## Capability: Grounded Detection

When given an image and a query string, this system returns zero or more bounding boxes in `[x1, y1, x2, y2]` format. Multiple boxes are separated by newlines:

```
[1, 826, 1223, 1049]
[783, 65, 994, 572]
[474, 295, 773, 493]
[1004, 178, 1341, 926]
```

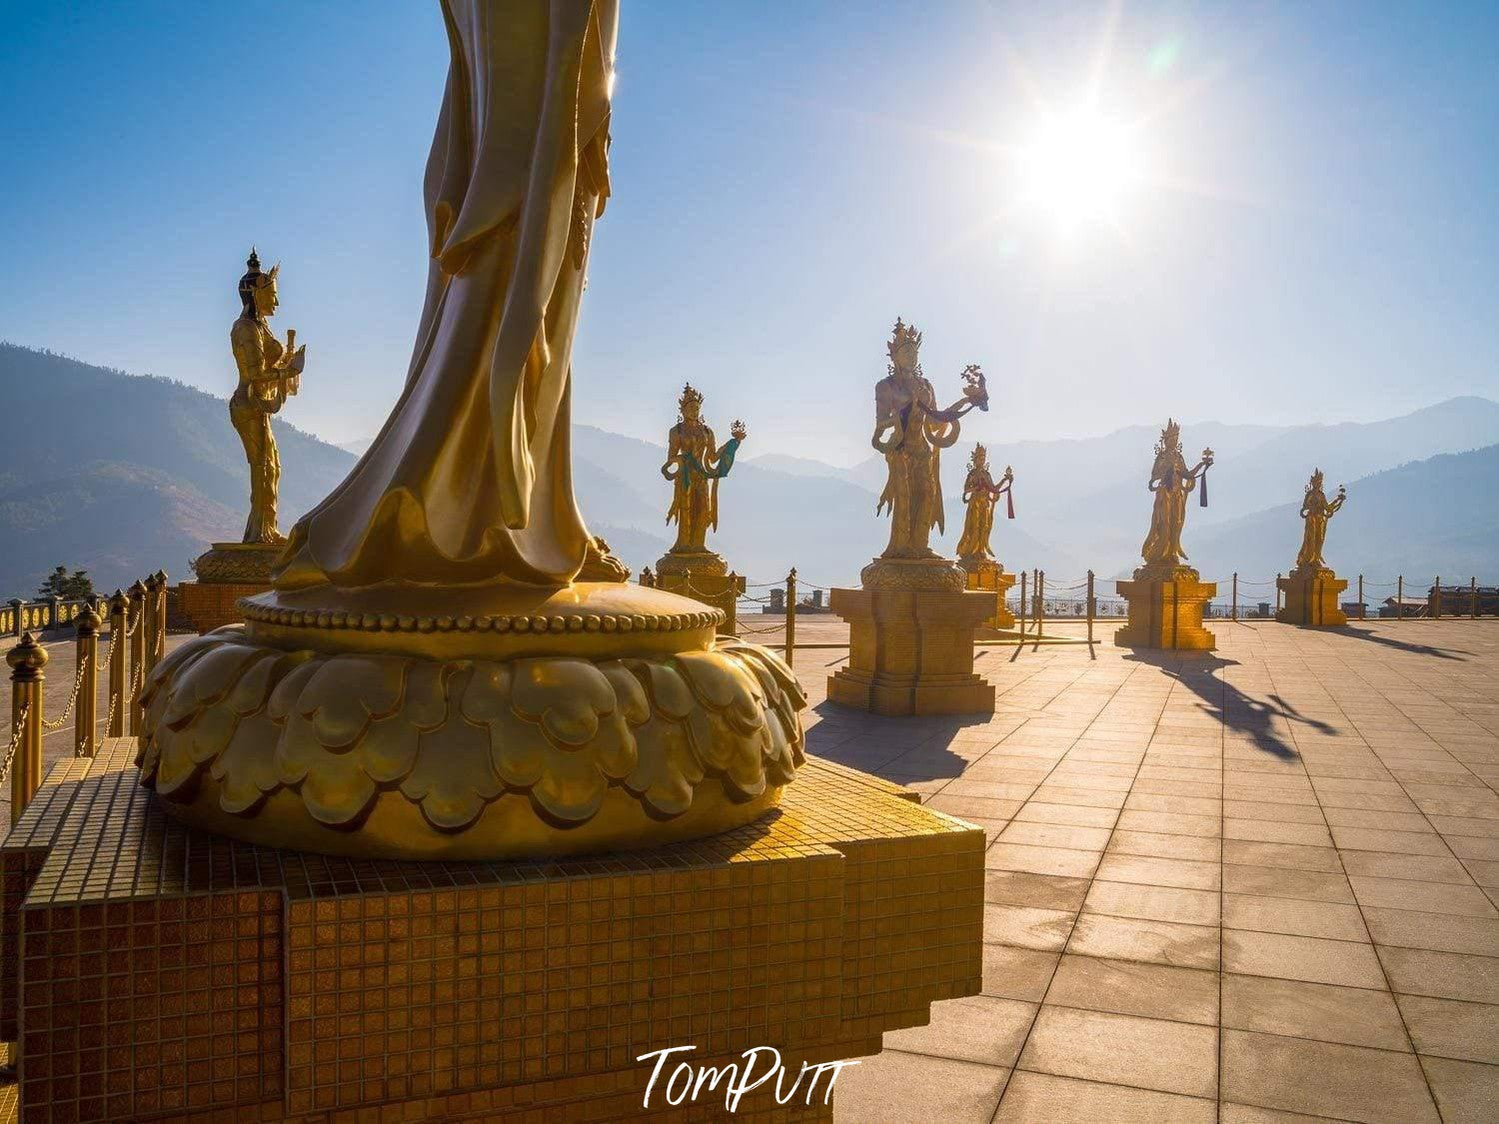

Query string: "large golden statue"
[864, 318, 988, 589]
[1295, 468, 1347, 571]
[232, 250, 305, 544]
[661, 383, 744, 558]
[1138, 418, 1213, 576]
[138, 0, 803, 860]
[955, 445, 1013, 561]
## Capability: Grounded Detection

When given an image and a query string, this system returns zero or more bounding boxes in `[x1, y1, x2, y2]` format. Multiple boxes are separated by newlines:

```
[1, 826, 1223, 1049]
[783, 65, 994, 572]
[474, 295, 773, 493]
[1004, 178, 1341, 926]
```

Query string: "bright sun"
[1021, 108, 1142, 231]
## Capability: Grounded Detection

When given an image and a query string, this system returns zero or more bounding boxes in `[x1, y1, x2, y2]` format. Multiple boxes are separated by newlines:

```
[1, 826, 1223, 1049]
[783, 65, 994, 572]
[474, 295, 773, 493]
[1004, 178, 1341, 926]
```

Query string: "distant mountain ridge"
[3, 341, 1497, 595]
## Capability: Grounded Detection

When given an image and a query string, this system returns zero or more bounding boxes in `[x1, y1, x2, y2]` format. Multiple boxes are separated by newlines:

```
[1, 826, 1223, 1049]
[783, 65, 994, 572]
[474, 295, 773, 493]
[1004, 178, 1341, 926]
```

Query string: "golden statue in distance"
[232, 249, 305, 544]
[864, 318, 989, 589]
[955, 445, 1013, 561]
[660, 383, 745, 560]
[1295, 468, 1347, 571]
[1138, 418, 1213, 577]
[1116, 419, 1217, 649]
[139, 0, 804, 860]
[1279, 468, 1350, 626]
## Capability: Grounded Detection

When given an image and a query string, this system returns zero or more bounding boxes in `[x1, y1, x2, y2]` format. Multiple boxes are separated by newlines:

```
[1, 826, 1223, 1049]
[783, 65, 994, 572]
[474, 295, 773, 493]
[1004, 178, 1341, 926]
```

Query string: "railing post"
[1018, 570, 1028, 637]
[8, 633, 48, 826]
[1037, 569, 1045, 639]
[7, 600, 21, 639]
[1397, 575, 1404, 621]
[1086, 570, 1095, 644]
[1232, 572, 1238, 621]
[1358, 574, 1365, 620]
[153, 570, 169, 666]
[784, 568, 797, 664]
[128, 580, 147, 736]
[1275, 573, 1282, 616]
[108, 589, 127, 737]
[1433, 575, 1441, 619]
[143, 573, 162, 678]
[1471, 576, 1478, 620]
[47, 596, 61, 631]
[74, 606, 100, 758]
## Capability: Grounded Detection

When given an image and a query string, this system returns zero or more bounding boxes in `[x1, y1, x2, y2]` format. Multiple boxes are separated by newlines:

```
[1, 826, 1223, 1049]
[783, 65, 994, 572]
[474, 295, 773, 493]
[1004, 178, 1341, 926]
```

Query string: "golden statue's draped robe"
[875, 373, 953, 558]
[955, 466, 997, 560]
[1140, 450, 1195, 567]
[274, 0, 618, 590]
[230, 317, 287, 544]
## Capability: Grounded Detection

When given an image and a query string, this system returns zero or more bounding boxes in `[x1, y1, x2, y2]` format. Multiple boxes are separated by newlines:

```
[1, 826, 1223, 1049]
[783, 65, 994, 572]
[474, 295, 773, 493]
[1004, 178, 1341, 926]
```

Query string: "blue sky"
[2, 1, 1496, 464]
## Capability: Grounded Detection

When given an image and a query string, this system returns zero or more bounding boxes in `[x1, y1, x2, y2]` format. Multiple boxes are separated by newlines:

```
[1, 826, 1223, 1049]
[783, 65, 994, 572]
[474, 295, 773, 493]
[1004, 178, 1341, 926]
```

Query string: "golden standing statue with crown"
[231, 249, 306, 544]
[865, 317, 989, 589]
[956, 445, 1018, 632]
[1278, 468, 1350, 626]
[1115, 419, 1219, 648]
[649, 383, 749, 630]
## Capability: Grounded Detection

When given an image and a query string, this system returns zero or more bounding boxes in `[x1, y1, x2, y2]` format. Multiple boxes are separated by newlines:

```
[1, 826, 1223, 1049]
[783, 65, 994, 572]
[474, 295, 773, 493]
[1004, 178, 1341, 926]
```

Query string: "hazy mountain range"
[3, 341, 1497, 597]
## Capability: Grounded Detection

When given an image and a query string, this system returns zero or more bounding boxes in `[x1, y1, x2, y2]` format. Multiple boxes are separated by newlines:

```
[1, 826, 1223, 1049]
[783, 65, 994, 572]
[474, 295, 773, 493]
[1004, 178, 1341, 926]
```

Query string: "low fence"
[4, 573, 167, 825]
[731, 567, 1498, 656]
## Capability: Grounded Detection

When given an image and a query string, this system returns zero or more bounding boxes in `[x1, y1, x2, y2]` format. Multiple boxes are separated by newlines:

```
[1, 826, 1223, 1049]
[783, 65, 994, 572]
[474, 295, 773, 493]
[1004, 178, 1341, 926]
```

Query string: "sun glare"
[1021, 108, 1142, 232]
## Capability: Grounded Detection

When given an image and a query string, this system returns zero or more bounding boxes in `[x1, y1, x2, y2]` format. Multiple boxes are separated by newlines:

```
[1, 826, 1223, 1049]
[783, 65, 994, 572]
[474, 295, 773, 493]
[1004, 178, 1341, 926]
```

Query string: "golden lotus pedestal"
[1, 741, 982, 1122]
[1277, 566, 1349, 627]
[827, 560, 997, 716]
[1115, 567, 1218, 650]
[653, 549, 747, 635]
[178, 542, 282, 634]
[959, 557, 1017, 631]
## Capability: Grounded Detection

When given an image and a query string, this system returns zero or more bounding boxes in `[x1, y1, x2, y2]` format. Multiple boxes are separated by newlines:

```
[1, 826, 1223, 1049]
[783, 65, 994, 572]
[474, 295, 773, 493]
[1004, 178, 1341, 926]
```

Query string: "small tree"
[36, 565, 95, 601]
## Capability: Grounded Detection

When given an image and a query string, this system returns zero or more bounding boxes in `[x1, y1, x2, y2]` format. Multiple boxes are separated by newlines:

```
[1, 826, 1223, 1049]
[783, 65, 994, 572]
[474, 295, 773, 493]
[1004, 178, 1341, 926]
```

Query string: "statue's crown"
[239, 246, 279, 297]
[969, 443, 987, 469]
[1156, 418, 1181, 453]
[887, 317, 923, 358]
[678, 383, 704, 410]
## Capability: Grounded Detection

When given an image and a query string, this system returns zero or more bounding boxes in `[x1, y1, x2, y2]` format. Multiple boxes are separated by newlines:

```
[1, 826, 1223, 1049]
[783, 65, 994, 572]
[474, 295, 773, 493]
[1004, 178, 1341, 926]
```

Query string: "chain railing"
[4, 571, 165, 823]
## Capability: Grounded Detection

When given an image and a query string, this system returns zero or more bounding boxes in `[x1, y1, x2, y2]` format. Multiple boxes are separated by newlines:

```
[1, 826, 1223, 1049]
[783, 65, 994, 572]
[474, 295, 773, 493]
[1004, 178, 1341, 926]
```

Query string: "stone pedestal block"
[1115, 570, 1218, 650]
[1277, 567, 1349, 627]
[0, 742, 983, 1123]
[179, 543, 282, 633]
[827, 587, 997, 716]
[960, 558, 1017, 631]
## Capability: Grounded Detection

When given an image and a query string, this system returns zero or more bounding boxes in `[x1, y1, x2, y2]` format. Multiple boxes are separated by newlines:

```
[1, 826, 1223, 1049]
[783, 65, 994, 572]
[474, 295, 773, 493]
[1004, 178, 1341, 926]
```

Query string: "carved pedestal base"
[653, 549, 746, 634]
[179, 542, 283, 633]
[2, 743, 982, 1122]
[828, 585, 996, 716]
[1115, 567, 1218, 650]
[959, 557, 1017, 630]
[138, 582, 804, 861]
[1277, 567, 1349, 627]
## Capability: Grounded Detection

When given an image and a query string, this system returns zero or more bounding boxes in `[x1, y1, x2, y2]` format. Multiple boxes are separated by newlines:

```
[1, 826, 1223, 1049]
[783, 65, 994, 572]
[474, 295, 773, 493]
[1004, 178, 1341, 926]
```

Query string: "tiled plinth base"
[827, 588, 996, 716]
[960, 561, 1017, 631]
[176, 581, 269, 634]
[0, 743, 981, 1122]
[1276, 569, 1349, 627]
[653, 569, 747, 634]
[1115, 574, 1218, 650]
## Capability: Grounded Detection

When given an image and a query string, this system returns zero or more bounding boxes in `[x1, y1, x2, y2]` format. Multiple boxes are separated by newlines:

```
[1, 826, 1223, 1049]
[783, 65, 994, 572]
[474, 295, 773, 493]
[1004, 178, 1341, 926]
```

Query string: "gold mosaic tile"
[0, 739, 982, 1122]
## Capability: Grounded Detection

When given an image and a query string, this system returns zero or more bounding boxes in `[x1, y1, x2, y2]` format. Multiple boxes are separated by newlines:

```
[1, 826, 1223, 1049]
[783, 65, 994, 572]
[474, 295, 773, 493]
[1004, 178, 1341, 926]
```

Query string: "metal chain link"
[1, 701, 28, 788]
[41, 654, 89, 731]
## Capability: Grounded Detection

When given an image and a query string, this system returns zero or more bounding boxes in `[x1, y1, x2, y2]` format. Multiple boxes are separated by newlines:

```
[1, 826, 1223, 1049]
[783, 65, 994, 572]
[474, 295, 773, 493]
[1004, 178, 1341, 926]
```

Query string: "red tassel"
[1199, 467, 1209, 508]
[1006, 487, 1015, 519]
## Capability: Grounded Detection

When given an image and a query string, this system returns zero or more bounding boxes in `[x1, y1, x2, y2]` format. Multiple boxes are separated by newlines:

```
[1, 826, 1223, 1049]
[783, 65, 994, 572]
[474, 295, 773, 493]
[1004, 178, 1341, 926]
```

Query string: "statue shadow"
[1329, 625, 1471, 661]
[804, 700, 992, 782]
[1121, 651, 1333, 761]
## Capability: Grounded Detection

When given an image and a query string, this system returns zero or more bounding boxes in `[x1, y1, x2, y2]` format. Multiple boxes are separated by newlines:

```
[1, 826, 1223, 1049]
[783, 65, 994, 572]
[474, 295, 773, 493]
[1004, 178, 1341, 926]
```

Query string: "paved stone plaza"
[7, 619, 1497, 1121]
[798, 621, 1498, 1123]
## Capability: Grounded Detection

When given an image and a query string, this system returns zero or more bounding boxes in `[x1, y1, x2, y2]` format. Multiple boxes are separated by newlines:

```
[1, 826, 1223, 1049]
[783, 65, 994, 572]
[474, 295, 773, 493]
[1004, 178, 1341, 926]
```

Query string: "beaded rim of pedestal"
[860, 556, 967, 591]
